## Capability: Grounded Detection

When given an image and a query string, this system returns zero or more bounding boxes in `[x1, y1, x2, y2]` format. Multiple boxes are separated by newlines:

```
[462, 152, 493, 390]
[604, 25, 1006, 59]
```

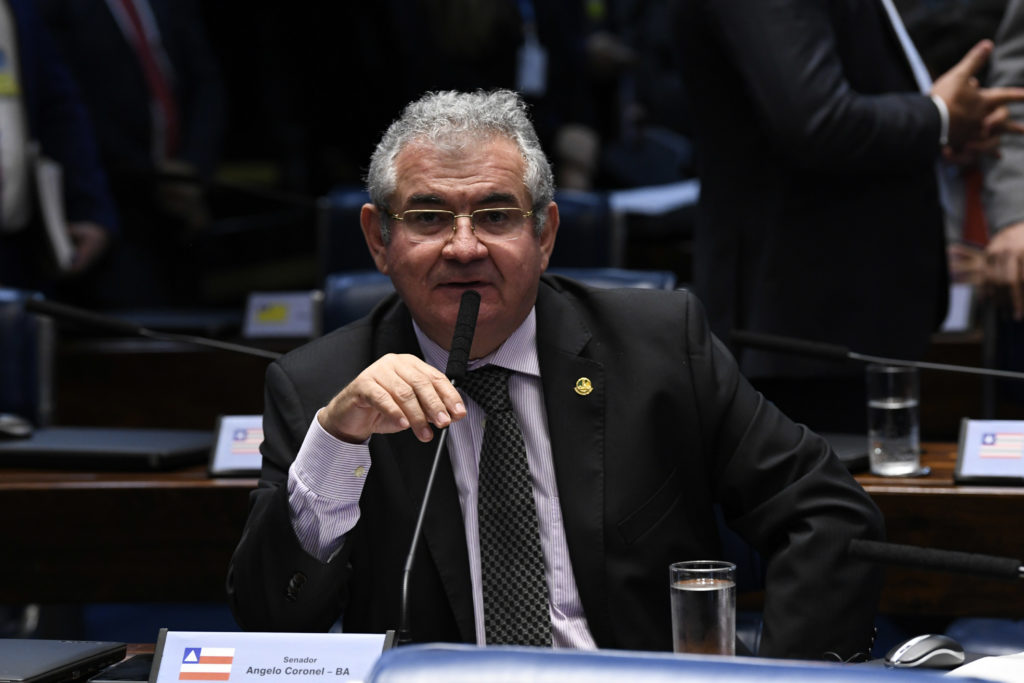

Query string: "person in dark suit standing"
[670, 0, 1024, 433]
[0, 0, 117, 294]
[228, 89, 884, 660]
[37, 0, 225, 307]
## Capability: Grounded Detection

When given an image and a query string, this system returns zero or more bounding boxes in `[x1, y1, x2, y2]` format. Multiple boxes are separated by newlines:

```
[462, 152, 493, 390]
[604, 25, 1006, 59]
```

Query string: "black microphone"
[849, 539, 1024, 580]
[731, 329, 1024, 382]
[24, 296, 282, 360]
[398, 290, 480, 645]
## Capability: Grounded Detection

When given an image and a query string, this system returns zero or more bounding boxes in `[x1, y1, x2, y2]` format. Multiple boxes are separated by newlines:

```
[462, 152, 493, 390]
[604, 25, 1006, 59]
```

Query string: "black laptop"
[0, 427, 213, 471]
[0, 640, 126, 683]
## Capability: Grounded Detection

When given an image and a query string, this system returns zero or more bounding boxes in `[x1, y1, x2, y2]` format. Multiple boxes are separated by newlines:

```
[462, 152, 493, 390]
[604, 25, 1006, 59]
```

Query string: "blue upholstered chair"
[0, 288, 53, 426]
[364, 643, 965, 683]
[321, 268, 677, 334]
[316, 186, 375, 279]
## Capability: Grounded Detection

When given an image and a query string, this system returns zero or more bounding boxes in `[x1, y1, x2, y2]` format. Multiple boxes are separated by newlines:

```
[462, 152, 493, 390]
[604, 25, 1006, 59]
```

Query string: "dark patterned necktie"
[459, 365, 552, 646]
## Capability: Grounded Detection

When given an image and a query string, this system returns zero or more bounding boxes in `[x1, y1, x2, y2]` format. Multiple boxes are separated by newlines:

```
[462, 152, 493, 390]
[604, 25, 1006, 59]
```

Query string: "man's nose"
[444, 216, 486, 258]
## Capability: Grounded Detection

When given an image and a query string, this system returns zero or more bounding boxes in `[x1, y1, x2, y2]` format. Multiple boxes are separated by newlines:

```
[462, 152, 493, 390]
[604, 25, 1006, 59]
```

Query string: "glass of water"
[669, 560, 736, 655]
[866, 364, 922, 476]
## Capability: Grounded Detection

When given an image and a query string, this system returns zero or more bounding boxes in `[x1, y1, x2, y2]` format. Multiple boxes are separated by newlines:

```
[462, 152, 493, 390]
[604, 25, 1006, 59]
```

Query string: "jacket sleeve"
[17, 0, 118, 231]
[704, 0, 940, 171]
[226, 361, 355, 632]
[685, 292, 885, 660]
[983, 0, 1024, 232]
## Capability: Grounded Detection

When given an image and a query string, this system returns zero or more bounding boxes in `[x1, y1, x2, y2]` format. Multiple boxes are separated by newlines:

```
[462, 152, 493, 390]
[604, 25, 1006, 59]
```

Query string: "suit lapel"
[373, 300, 475, 642]
[534, 281, 612, 645]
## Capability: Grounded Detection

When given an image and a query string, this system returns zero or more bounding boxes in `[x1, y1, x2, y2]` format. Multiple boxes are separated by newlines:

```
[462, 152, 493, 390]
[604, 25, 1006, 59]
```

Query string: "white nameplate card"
[955, 419, 1024, 484]
[243, 291, 322, 339]
[149, 629, 395, 683]
[209, 415, 264, 477]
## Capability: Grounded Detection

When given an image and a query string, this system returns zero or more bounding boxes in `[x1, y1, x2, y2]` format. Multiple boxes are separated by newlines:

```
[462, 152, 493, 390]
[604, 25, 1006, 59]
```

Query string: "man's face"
[361, 136, 558, 357]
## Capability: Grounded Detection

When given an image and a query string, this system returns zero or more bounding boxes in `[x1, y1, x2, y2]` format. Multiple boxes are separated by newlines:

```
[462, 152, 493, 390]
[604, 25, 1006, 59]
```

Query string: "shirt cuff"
[930, 94, 950, 147]
[286, 409, 372, 562]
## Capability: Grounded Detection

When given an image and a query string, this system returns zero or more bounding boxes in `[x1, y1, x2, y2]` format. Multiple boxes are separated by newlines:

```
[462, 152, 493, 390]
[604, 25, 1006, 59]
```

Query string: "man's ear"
[360, 204, 389, 274]
[538, 201, 559, 272]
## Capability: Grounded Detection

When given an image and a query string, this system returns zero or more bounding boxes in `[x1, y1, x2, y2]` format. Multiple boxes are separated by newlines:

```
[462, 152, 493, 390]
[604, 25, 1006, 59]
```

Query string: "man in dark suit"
[0, 0, 117, 293]
[37, 0, 224, 307]
[671, 0, 1024, 432]
[227, 89, 884, 660]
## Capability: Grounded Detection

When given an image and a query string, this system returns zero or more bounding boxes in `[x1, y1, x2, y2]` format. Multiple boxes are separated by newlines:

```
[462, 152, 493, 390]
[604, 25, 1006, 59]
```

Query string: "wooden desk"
[4, 443, 1023, 620]
[0, 466, 257, 603]
[857, 443, 1024, 618]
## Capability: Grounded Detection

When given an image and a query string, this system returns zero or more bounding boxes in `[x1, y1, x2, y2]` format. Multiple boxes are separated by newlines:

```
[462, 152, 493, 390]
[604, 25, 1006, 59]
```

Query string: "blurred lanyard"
[516, 0, 547, 96]
[105, 0, 179, 160]
[878, 0, 932, 93]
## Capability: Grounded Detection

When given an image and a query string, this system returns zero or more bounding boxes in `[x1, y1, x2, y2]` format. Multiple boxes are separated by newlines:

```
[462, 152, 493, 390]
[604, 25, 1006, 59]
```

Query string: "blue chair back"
[549, 190, 615, 268]
[317, 186, 374, 279]
[0, 289, 53, 426]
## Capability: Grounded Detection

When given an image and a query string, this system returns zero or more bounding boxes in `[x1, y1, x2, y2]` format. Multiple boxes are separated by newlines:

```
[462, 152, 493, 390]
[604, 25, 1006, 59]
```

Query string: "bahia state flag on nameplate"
[230, 427, 263, 456]
[978, 432, 1024, 459]
[179, 647, 235, 681]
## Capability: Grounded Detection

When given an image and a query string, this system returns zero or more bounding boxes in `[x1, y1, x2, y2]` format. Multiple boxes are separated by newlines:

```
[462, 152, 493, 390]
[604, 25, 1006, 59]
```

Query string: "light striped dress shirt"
[287, 308, 596, 648]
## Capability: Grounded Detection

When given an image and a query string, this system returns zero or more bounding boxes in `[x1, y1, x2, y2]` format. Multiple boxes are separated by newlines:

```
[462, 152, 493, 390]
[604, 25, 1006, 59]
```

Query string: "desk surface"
[0, 465, 257, 603]
[3, 444, 1023, 617]
[856, 443, 1024, 617]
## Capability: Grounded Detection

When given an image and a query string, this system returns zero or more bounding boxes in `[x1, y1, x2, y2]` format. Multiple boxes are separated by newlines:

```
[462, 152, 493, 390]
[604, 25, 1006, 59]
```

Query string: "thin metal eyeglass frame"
[388, 208, 534, 243]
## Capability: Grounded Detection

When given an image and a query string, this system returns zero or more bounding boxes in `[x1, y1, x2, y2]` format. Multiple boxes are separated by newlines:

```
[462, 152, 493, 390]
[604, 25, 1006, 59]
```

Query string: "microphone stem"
[398, 424, 450, 644]
[849, 351, 1024, 382]
[140, 329, 282, 360]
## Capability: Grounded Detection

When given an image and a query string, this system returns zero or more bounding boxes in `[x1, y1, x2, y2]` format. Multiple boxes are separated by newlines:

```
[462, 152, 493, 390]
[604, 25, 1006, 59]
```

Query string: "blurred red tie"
[963, 165, 989, 247]
[114, 0, 179, 158]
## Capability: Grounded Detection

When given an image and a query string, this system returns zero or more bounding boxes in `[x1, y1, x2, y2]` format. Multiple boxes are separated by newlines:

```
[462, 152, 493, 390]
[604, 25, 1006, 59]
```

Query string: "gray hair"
[365, 89, 555, 242]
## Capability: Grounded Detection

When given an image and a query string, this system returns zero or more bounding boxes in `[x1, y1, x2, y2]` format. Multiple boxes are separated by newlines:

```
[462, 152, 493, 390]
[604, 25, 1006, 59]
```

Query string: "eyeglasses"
[388, 208, 533, 244]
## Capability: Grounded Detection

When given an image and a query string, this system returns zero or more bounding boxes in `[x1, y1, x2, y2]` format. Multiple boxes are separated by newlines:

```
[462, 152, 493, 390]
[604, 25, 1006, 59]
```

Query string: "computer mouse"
[0, 413, 33, 439]
[885, 633, 965, 669]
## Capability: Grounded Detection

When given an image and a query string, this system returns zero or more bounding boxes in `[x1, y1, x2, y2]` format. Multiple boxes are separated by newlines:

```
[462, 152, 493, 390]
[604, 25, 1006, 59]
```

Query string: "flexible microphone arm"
[397, 290, 480, 645]
[730, 329, 1024, 382]
[849, 539, 1024, 580]
[23, 297, 282, 361]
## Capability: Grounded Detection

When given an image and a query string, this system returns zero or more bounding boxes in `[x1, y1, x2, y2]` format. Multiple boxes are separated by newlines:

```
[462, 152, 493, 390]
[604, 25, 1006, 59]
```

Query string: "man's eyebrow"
[404, 192, 523, 207]
[405, 194, 446, 206]
[478, 192, 520, 205]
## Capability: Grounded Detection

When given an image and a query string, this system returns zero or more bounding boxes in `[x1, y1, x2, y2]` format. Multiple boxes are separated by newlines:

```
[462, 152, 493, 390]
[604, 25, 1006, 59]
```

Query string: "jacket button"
[286, 572, 307, 601]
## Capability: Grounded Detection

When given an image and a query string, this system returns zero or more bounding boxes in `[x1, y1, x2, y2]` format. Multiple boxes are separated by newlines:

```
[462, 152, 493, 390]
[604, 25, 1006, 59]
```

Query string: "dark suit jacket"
[37, 0, 225, 179]
[9, 0, 115, 230]
[0, 0, 116, 288]
[672, 0, 949, 378]
[227, 276, 884, 660]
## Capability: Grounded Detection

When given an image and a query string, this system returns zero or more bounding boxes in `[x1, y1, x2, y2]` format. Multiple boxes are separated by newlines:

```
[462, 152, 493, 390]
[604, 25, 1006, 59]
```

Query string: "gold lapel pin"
[574, 377, 593, 396]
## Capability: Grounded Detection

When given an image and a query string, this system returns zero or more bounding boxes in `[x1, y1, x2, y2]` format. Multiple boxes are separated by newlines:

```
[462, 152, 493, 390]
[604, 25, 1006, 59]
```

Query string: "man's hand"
[319, 354, 467, 444]
[932, 40, 1024, 154]
[985, 222, 1024, 320]
[948, 241, 987, 287]
[158, 159, 210, 232]
[66, 222, 110, 274]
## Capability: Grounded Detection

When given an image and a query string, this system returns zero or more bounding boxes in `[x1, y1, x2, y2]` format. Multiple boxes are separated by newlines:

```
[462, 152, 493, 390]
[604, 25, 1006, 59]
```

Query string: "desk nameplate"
[150, 630, 394, 683]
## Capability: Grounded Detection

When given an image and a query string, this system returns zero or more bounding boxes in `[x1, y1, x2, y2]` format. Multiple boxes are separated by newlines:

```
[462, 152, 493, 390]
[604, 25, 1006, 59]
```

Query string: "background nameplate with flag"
[956, 419, 1024, 484]
[209, 415, 264, 477]
[149, 629, 394, 683]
